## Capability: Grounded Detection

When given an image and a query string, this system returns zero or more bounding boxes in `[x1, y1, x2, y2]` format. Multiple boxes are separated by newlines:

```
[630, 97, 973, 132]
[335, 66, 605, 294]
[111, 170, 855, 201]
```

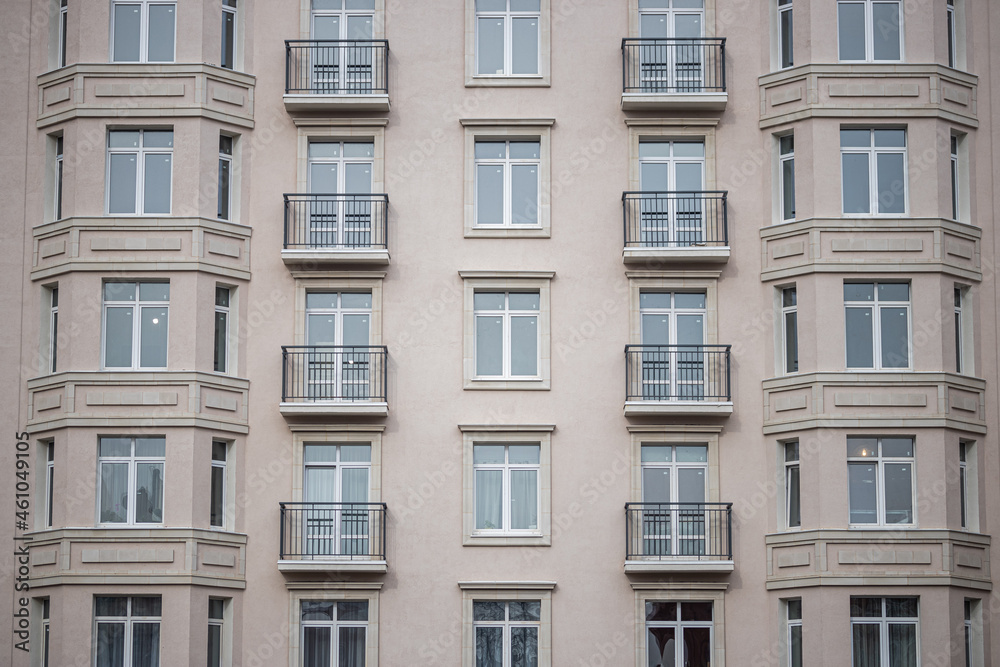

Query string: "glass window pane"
[638, 142, 672, 159]
[345, 0, 375, 8]
[474, 601, 506, 621]
[301, 601, 335, 621]
[886, 598, 918, 618]
[338, 627, 366, 667]
[343, 142, 375, 159]
[672, 142, 705, 158]
[787, 599, 802, 620]
[96, 622, 126, 667]
[849, 463, 878, 523]
[147, 5, 176, 62]
[838, 3, 866, 60]
[645, 601, 677, 621]
[475, 470, 503, 529]
[112, 4, 141, 62]
[787, 465, 801, 527]
[782, 157, 796, 219]
[511, 164, 538, 224]
[477, 18, 505, 75]
[510, 0, 540, 10]
[509, 601, 541, 621]
[779, 135, 794, 155]
[218, 159, 231, 220]
[683, 626, 712, 667]
[476, 626, 503, 667]
[844, 283, 875, 302]
[876, 153, 906, 214]
[639, 292, 671, 310]
[308, 142, 340, 160]
[302, 627, 332, 667]
[476, 0, 507, 10]
[134, 463, 163, 523]
[139, 307, 168, 367]
[881, 437, 913, 458]
[100, 437, 132, 458]
[872, 3, 901, 61]
[338, 601, 369, 621]
[511, 17, 539, 75]
[841, 129, 872, 148]
[475, 142, 506, 160]
[508, 292, 539, 310]
[509, 444, 540, 464]
[109, 131, 141, 149]
[851, 597, 883, 618]
[784, 442, 799, 462]
[845, 307, 875, 368]
[509, 142, 540, 159]
[108, 154, 138, 214]
[475, 316, 503, 376]
[131, 622, 159, 665]
[647, 628, 675, 667]
[340, 445, 371, 462]
[510, 316, 537, 376]
[780, 9, 794, 68]
[306, 292, 338, 310]
[210, 467, 225, 528]
[852, 623, 881, 667]
[100, 463, 129, 523]
[104, 307, 134, 367]
[878, 283, 909, 301]
[477, 165, 504, 224]
[888, 623, 918, 667]
[874, 130, 905, 148]
[221, 10, 236, 70]
[681, 602, 713, 621]
[884, 463, 913, 523]
[641, 445, 672, 462]
[880, 307, 909, 368]
[510, 469, 538, 529]
[340, 292, 372, 309]
[674, 293, 706, 309]
[143, 131, 173, 148]
[139, 283, 170, 301]
[675, 446, 707, 462]
[785, 310, 798, 372]
[135, 437, 165, 457]
[474, 292, 505, 310]
[96, 597, 129, 616]
[510, 626, 538, 667]
[208, 624, 222, 667]
[790, 624, 803, 667]
[842, 153, 871, 214]
[215, 287, 230, 308]
[847, 437, 878, 458]
[143, 154, 172, 214]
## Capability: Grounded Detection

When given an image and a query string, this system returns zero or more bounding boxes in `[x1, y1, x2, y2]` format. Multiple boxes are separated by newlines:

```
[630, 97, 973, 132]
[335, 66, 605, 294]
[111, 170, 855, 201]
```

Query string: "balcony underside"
[279, 401, 388, 418]
[281, 249, 390, 266]
[624, 401, 733, 417]
[625, 559, 734, 574]
[621, 92, 727, 111]
[623, 246, 730, 264]
[283, 94, 390, 112]
[277, 559, 387, 574]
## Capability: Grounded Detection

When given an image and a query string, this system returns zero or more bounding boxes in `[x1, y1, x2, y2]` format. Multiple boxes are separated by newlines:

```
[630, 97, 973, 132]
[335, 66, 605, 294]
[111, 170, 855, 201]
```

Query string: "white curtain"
[476, 470, 503, 530]
[510, 470, 537, 530]
[100, 463, 128, 523]
[341, 467, 370, 555]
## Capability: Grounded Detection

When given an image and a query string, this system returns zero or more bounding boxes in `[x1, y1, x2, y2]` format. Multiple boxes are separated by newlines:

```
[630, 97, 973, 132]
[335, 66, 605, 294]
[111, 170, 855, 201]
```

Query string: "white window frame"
[959, 440, 968, 530]
[473, 290, 541, 381]
[474, 140, 541, 228]
[778, 0, 793, 69]
[954, 285, 964, 374]
[781, 286, 797, 374]
[950, 134, 960, 221]
[474, 0, 540, 78]
[58, 0, 68, 68]
[207, 597, 230, 667]
[101, 281, 170, 370]
[221, 0, 237, 70]
[840, 128, 908, 217]
[299, 599, 369, 666]
[837, 0, 903, 63]
[461, 584, 553, 667]
[214, 286, 231, 374]
[54, 136, 64, 221]
[49, 286, 59, 373]
[783, 441, 800, 529]
[210, 440, 228, 529]
[105, 129, 174, 216]
[110, 0, 177, 63]
[41, 597, 51, 667]
[849, 597, 919, 666]
[785, 598, 802, 667]
[779, 134, 795, 222]
[93, 596, 162, 667]
[472, 443, 541, 535]
[947, 0, 956, 68]
[218, 136, 233, 221]
[472, 600, 542, 667]
[644, 600, 714, 667]
[844, 282, 911, 371]
[965, 598, 983, 667]
[45, 441, 55, 529]
[97, 436, 166, 526]
[847, 436, 915, 527]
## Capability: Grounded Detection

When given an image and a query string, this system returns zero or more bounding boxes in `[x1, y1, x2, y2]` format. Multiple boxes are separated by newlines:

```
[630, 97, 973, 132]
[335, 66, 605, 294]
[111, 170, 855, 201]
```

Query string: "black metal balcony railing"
[622, 38, 726, 94]
[283, 193, 389, 250]
[281, 346, 388, 403]
[285, 40, 389, 95]
[280, 502, 387, 561]
[625, 345, 732, 402]
[626, 502, 733, 561]
[623, 191, 728, 248]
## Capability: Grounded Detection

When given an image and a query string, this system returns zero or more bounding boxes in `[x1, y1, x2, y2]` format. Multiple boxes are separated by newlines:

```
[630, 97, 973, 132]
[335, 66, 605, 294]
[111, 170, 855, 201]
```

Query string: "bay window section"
[218, 136, 233, 221]
[847, 436, 914, 526]
[841, 129, 906, 216]
[210, 440, 227, 529]
[106, 129, 174, 216]
[779, 135, 795, 221]
[102, 281, 169, 370]
[45, 441, 55, 528]
[98, 436, 165, 525]
[838, 0, 902, 62]
[844, 282, 910, 370]
[781, 287, 797, 373]
[214, 287, 230, 373]
[784, 441, 800, 529]
[111, 1, 176, 63]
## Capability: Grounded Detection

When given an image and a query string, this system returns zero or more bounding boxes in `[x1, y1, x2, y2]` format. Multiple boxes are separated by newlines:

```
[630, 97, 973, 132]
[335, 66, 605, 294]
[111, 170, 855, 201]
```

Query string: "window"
[300, 444, 372, 557]
[786, 599, 802, 667]
[844, 282, 910, 370]
[106, 129, 173, 216]
[54, 136, 64, 220]
[218, 136, 233, 221]
[778, 0, 793, 68]
[210, 440, 227, 529]
[221, 0, 236, 70]
[841, 129, 906, 216]
[304, 291, 372, 399]
[308, 0, 376, 93]
[306, 141, 375, 247]
[94, 596, 161, 667]
[473, 444, 539, 534]
[959, 440, 968, 529]
[41, 597, 51, 667]
[473, 600, 540, 666]
[475, 141, 539, 228]
[954, 286, 966, 373]
[636, 0, 706, 91]
[784, 441, 800, 529]
[847, 436, 914, 526]
[781, 287, 797, 373]
[638, 141, 707, 246]
[102, 281, 169, 369]
[645, 601, 713, 667]
[850, 597, 918, 667]
[98, 436, 165, 525]
[48, 286, 59, 373]
[947, 0, 956, 68]
[58, 0, 68, 67]
[474, 291, 539, 380]
[475, 0, 539, 77]
[964, 599, 983, 667]
[779, 135, 795, 221]
[950, 135, 960, 220]
[637, 444, 708, 556]
[300, 600, 368, 667]
[214, 287, 230, 373]
[45, 442, 54, 528]
[111, 1, 175, 63]
[838, 0, 902, 62]
[208, 598, 226, 667]
[638, 291, 706, 399]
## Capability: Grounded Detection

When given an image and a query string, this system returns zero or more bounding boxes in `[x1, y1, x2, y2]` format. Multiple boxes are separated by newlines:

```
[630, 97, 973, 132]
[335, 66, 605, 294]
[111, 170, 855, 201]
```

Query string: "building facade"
[0, 0, 997, 665]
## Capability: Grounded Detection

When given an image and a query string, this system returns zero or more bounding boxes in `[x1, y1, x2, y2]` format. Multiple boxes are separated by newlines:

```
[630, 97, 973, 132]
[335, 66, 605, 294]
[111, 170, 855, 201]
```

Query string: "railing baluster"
[624, 502, 732, 562]
[622, 191, 728, 249]
[280, 346, 388, 403]
[284, 40, 389, 95]
[279, 502, 388, 561]
[625, 344, 731, 402]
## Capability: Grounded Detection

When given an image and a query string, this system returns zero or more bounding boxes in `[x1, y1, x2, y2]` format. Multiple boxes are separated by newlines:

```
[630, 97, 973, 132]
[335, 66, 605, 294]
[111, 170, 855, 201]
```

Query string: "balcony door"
[640, 291, 705, 400]
[641, 445, 707, 557]
[307, 142, 374, 248]
[639, 141, 705, 246]
[638, 0, 705, 91]
[310, 0, 375, 92]
[303, 444, 371, 557]
[305, 292, 372, 400]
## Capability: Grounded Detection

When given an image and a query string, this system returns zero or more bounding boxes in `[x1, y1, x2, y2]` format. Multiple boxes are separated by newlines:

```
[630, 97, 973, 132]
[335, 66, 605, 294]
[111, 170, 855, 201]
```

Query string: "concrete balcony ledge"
[277, 559, 387, 574]
[624, 560, 734, 574]
[623, 246, 730, 264]
[624, 401, 733, 417]
[283, 94, 390, 113]
[621, 92, 727, 111]
[281, 248, 390, 266]
[279, 401, 388, 418]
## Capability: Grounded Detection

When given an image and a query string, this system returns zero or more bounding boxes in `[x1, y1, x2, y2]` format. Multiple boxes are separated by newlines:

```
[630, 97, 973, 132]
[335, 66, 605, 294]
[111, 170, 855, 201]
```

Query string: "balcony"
[284, 40, 389, 112]
[624, 345, 733, 416]
[621, 38, 727, 111]
[278, 502, 387, 573]
[279, 346, 388, 417]
[622, 191, 729, 263]
[625, 502, 734, 573]
[282, 194, 389, 266]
